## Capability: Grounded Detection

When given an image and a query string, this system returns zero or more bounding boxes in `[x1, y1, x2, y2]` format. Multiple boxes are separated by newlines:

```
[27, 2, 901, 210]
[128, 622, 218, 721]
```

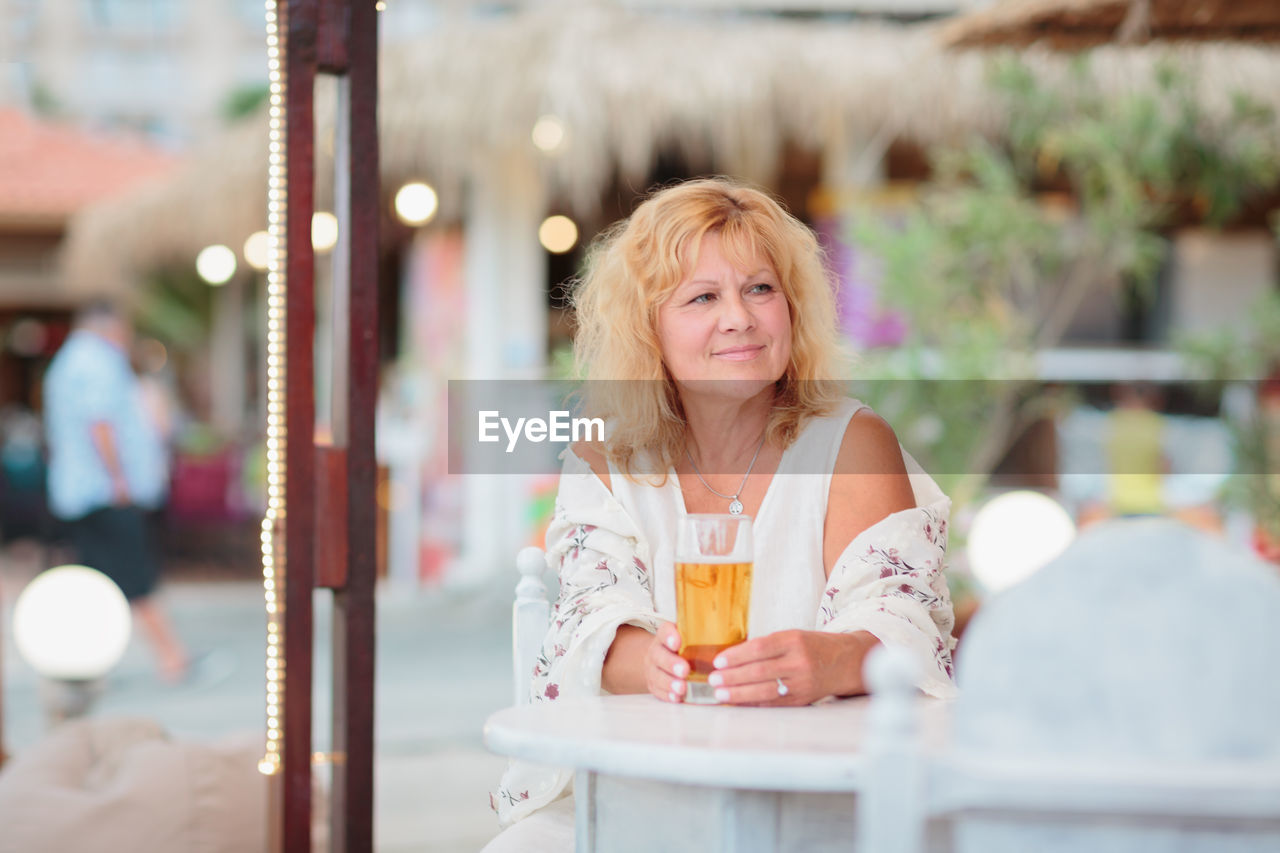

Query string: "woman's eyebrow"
[685, 269, 773, 287]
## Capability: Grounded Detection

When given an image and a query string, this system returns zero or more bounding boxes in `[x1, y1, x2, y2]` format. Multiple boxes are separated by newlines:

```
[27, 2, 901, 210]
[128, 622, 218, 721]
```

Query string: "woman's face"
[656, 231, 792, 399]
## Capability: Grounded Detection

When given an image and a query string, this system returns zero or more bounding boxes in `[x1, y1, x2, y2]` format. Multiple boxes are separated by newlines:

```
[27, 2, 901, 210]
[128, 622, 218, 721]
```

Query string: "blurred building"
[0, 108, 175, 409]
[1, 0, 267, 145]
[0, 0, 468, 146]
[0, 108, 174, 552]
[48, 2, 1280, 584]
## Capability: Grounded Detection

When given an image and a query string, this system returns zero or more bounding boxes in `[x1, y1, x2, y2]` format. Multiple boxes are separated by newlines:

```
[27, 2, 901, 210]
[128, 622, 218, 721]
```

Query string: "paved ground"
[0, 544, 511, 852]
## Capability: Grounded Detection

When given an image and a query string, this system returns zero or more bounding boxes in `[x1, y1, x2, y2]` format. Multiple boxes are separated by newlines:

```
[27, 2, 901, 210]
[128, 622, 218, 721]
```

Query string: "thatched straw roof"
[940, 0, 1280, 49]
[61, 5, 1280, 293]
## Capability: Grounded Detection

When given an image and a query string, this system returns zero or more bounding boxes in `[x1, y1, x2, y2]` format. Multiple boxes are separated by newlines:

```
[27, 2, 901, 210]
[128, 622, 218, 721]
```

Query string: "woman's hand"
[707, 629, 879, 706]
[603, 622, 691, 702]
[646, 622, 691, 703]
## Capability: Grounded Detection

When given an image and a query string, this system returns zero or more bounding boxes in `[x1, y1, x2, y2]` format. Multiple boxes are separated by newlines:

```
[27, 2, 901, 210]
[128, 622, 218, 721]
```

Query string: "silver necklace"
[685, 432, 767, 516]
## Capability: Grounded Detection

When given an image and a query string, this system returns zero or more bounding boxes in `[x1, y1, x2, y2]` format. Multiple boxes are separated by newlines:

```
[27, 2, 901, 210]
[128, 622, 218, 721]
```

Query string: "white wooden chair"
[512, 546, 551, 706]
[857, 519, 1280, 853]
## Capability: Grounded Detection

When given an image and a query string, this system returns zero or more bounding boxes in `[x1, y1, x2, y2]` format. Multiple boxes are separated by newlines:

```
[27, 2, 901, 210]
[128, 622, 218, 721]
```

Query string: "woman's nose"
[717, 293, 754, 332]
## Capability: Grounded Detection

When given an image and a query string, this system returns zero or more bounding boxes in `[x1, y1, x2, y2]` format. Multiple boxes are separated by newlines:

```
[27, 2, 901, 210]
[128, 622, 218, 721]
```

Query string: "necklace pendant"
[728, 498, 744, 515]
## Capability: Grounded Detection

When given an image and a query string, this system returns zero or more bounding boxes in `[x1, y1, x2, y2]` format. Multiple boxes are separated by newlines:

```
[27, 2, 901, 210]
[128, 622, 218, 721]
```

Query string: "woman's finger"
[656, 621, 682, 652]
[647, 662, 683, 702]
[649, 649, 690, 680]
[710, 631, 793, 670]
[713, 677, 807, 707]
[707, 658, 783, 689]
[648, 624, 688, 701]
[653, 623, 691, 677]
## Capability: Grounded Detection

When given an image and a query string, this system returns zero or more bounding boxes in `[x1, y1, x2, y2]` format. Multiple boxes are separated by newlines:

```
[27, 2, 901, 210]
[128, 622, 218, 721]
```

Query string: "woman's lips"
[712, 345, 765, 361]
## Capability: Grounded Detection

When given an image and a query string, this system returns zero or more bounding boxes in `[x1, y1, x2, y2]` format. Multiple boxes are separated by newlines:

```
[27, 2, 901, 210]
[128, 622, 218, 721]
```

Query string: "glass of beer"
[675, 514, 753, 704]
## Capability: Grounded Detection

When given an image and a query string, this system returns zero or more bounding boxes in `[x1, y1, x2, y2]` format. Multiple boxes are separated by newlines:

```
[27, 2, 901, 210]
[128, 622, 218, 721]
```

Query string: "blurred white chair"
[512, 546, 551, 706]
[858, 519, 1280, 853]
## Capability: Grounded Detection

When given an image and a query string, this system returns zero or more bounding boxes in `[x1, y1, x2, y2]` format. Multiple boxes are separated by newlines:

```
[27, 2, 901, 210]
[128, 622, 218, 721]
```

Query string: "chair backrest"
[512, 546, 551, 706]
[857, 519, 1280, 853]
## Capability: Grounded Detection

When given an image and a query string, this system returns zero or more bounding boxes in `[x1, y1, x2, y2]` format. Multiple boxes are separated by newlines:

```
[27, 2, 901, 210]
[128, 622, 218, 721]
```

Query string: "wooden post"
[277, 1, 378, 851]
[322, 1, 379, 851]
[281, 1, 318, 850]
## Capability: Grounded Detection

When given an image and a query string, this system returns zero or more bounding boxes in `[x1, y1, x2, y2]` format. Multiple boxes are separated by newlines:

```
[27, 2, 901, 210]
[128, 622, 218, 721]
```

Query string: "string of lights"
[258, 0, 286, 777]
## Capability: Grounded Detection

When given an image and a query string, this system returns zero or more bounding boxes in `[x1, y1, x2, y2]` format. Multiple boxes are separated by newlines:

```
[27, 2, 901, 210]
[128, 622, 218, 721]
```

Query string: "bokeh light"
[538, 215, 578, 254]
[312, 211, 339, 253]
[394, 182, 439, 226]
[244, 230, 271, 271]
[196, 244, 237, 285]
[531, 115, 566, 153]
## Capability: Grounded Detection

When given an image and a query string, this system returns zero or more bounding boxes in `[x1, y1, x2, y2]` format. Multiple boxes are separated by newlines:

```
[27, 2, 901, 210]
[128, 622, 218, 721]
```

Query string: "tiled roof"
[0, 108, 179, 228]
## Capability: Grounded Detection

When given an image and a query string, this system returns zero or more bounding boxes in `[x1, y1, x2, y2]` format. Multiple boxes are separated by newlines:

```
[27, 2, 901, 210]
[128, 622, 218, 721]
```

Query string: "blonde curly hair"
[571, 177, 849, 479]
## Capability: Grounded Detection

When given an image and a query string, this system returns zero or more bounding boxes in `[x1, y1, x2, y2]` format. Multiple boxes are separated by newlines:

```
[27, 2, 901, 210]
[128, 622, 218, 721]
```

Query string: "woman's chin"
[678, 376, 778, 402]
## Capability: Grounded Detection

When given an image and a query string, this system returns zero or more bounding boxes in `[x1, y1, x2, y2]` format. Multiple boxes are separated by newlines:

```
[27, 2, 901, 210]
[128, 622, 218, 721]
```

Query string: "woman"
[486, 178, 955, 848]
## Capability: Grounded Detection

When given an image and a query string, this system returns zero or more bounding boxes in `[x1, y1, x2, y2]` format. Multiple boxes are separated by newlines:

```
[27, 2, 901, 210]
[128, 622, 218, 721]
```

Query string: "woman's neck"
[680, 387, 774, 472]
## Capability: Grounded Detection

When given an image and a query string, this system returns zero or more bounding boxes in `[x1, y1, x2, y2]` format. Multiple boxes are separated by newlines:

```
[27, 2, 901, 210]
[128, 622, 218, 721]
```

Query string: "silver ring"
[776, 677, 789, 697]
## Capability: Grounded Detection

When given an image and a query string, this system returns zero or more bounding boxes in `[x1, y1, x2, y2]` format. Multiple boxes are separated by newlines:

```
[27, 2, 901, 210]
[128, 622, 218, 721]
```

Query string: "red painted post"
[282, 0, 317, 850]
[277, 1, 377, 850]
[330, 1, 379, 850]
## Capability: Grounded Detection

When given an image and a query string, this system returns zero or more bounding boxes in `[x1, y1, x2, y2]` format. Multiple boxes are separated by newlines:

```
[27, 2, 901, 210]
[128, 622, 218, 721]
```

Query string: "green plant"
[134, 266, 214, 352]
[852, 54, 1280, 511]
[1179, 291, 1280, 540]
[221, 83, 271, 122]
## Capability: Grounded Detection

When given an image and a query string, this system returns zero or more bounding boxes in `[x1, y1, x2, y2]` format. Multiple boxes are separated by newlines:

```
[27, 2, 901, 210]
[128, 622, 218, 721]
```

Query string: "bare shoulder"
[833, 408, 910, 478]
[570, 439, 612, 493]
[823, 408, 916, 574]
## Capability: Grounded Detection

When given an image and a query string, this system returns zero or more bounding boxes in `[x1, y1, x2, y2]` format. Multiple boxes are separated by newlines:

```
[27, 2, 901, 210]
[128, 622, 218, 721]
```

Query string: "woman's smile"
[712, 344, 766, 361]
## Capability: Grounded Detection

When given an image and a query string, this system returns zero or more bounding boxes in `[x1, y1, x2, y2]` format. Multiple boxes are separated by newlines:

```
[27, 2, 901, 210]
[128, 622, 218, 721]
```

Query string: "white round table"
[484, 694, 952, 852]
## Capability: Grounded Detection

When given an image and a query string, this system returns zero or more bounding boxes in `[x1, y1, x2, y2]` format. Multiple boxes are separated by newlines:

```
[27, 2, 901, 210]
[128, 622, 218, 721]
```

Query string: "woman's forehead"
[680, 228, 776, 277]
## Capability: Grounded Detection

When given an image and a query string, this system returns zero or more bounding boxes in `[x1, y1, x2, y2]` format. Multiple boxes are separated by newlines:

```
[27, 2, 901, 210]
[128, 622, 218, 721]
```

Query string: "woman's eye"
[749, 283, 775, 295]
[690, 292, 715, 305]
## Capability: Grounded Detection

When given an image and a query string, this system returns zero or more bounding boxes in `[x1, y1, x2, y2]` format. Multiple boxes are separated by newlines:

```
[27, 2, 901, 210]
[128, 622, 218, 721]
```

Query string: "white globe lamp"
[967, 491, 1075, 594]
[14, 565, 132, 680]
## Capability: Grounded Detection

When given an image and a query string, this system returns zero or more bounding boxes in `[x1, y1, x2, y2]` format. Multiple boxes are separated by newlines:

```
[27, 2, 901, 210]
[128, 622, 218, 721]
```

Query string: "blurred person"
[0, 405, 50, 544]
[132, 336, 185, 520]
[1077, 381, 1169, 528]
[43, 300, 190, 682]
[133, 336, 181, 453]
[1106, 381, 1168, 517]
[486, 179, 956, 849]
